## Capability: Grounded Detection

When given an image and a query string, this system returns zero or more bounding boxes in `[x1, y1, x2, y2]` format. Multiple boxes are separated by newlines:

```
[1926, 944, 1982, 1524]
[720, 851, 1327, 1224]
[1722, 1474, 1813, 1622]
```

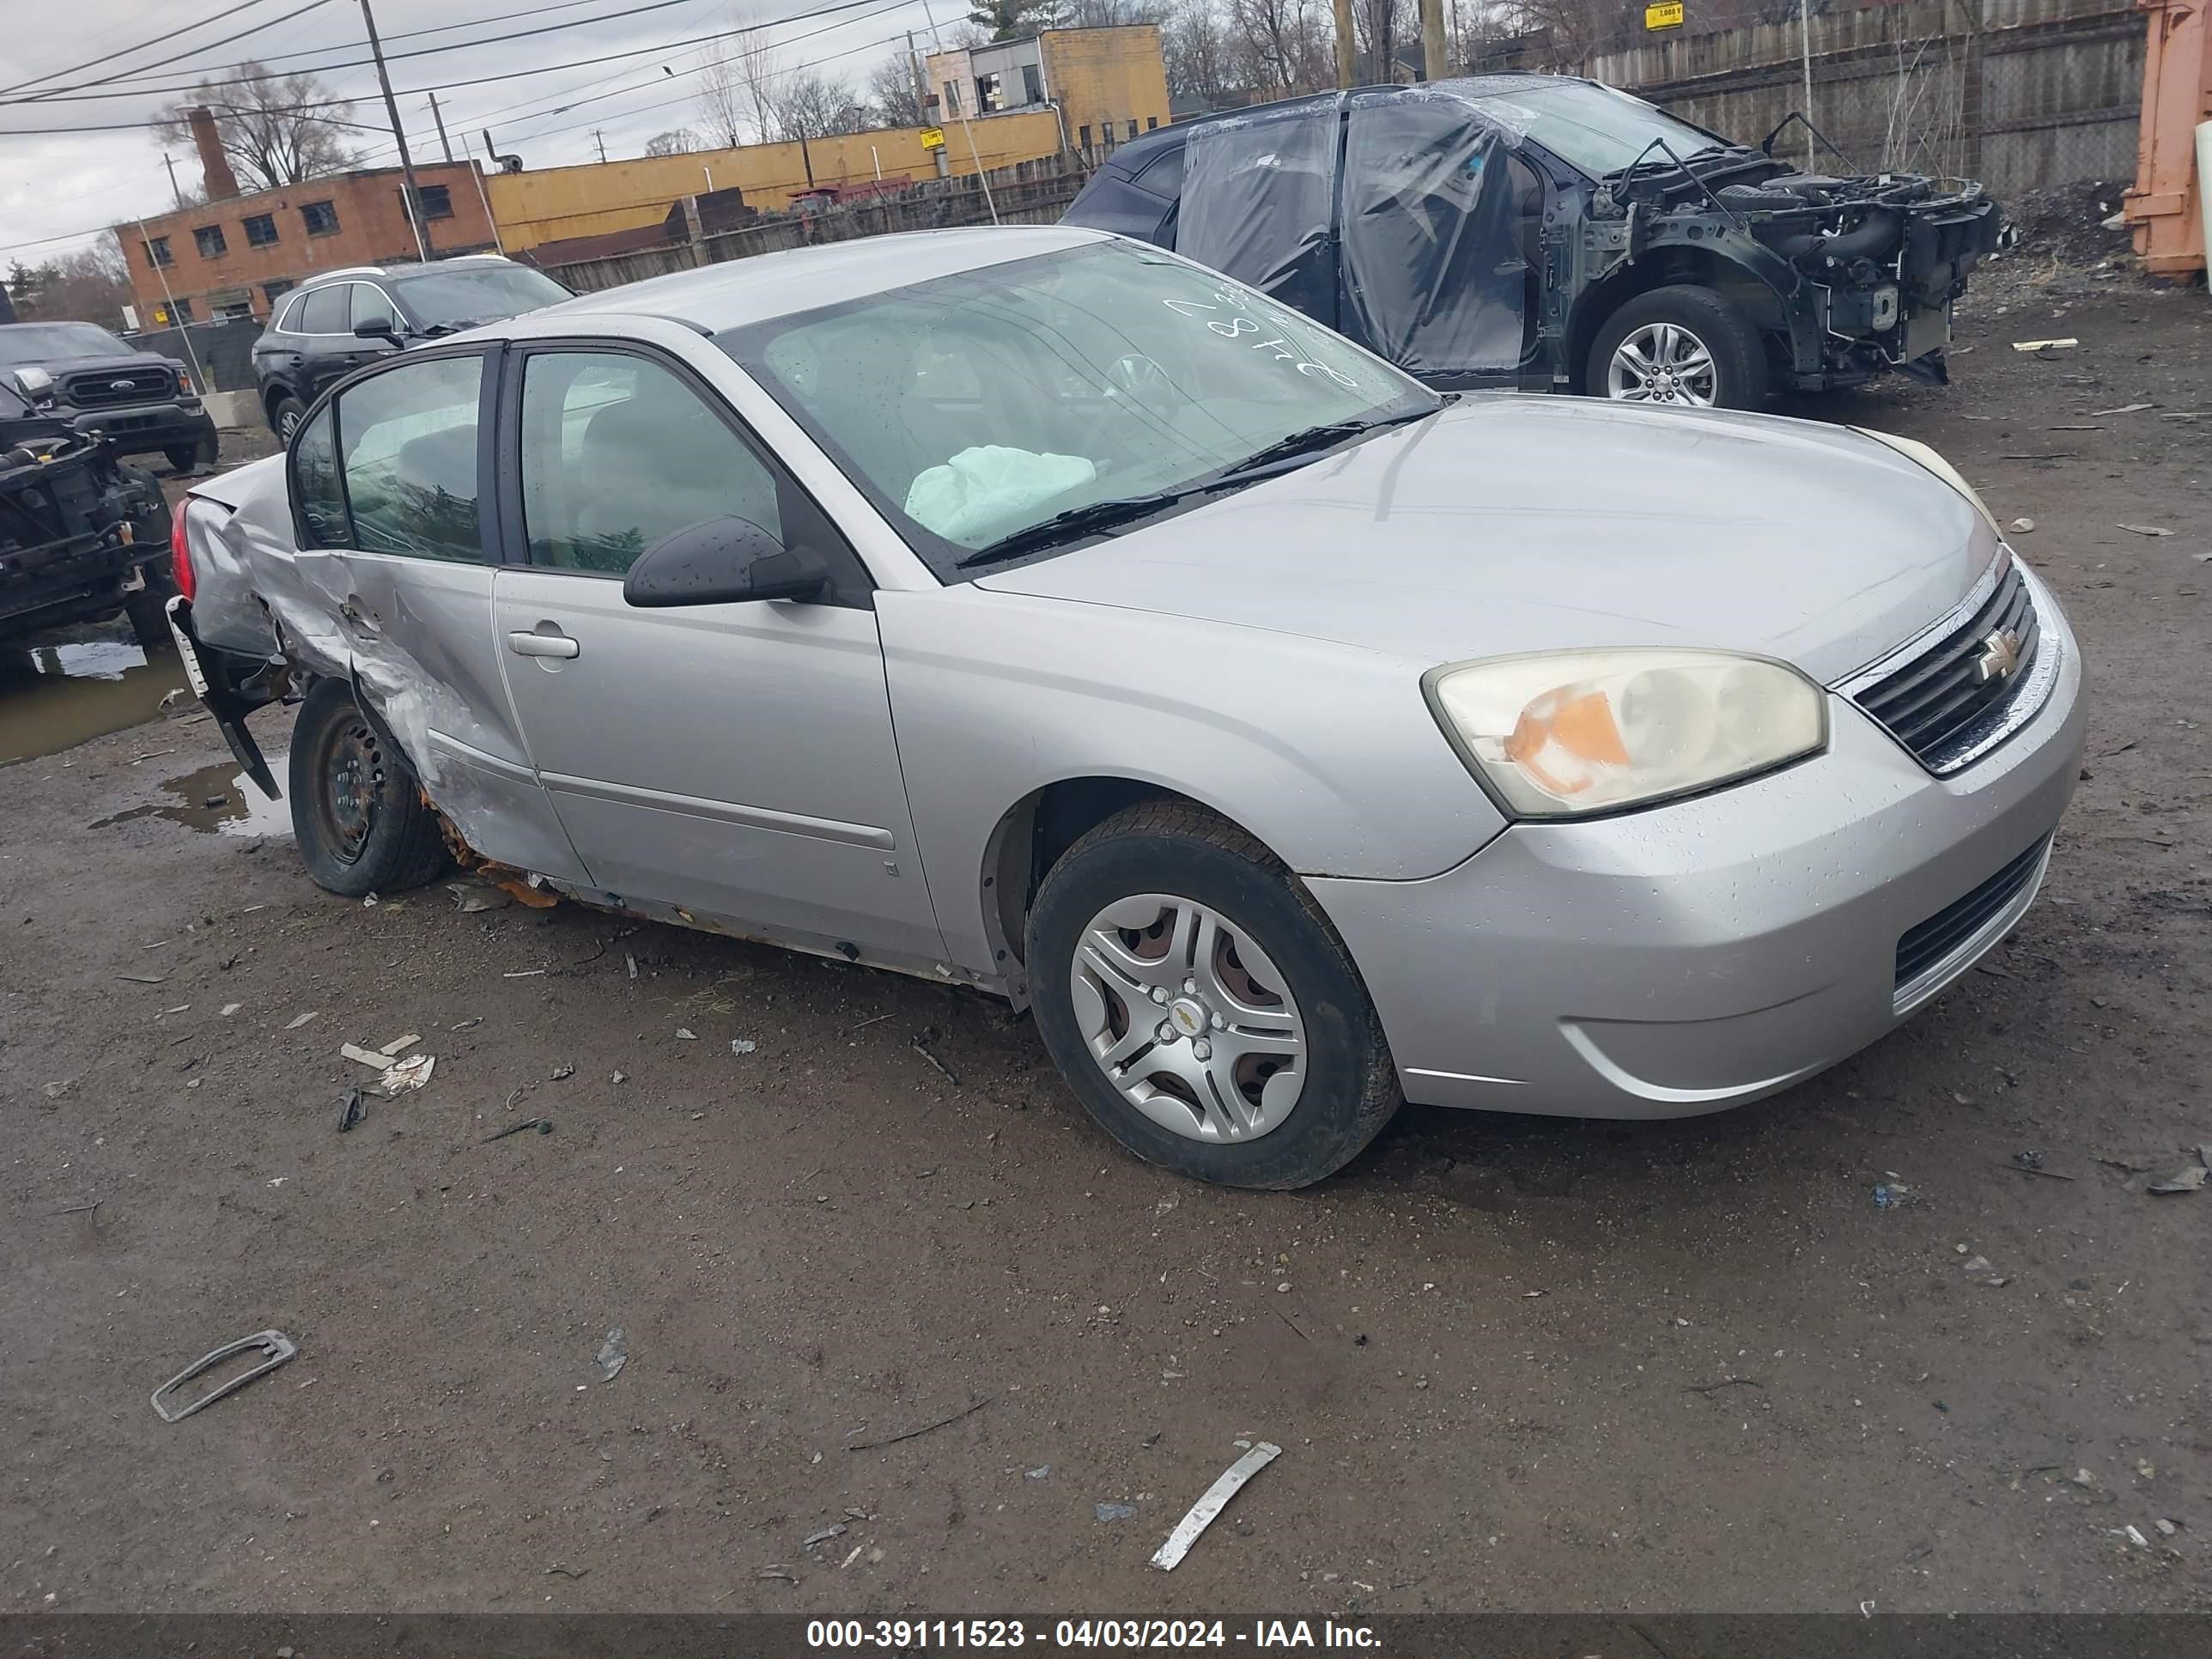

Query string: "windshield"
[718, 239, 1433, 579]
[390, 264, 568, 330]
[1461, 80, 1727, 178]
[0, 322, 132, 364]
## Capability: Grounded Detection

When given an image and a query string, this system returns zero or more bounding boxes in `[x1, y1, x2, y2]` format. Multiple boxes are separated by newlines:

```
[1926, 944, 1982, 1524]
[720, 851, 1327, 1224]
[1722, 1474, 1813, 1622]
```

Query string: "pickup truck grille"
[64, 366, 175, 408]
[1850, 556, 2039, 775]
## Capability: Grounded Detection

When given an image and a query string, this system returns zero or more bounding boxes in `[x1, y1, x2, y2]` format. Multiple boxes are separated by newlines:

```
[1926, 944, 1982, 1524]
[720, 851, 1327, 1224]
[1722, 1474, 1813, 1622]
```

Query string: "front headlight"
[1424, 648, 1828, 818]
[1851, 427, 2000, 535]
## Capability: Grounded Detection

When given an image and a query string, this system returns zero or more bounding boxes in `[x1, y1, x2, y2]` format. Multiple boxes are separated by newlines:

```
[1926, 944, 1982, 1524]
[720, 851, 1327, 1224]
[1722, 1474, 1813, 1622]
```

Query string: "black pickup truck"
[0, 374, 175, 651]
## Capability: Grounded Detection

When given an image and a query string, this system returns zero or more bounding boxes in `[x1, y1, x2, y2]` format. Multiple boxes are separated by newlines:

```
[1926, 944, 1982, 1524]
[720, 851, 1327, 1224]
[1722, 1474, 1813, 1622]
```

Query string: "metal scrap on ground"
[1150, 1441, 1282, 1571]
[149, 1329, 299, 1422]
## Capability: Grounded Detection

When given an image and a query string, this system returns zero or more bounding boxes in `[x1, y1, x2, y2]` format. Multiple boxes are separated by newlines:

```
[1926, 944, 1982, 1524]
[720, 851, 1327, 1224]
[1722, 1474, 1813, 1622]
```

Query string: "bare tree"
[773, 70, 872, 140]
[644, 127, 699, 156]
[1062, 0, 1166, 23]
[1353, 0, 1413, 76]
[866, 56, 927, 128]
[1163, 0, 1243, 107]
[1224, 0, 1332, 94]
[697, 30, 785, 146]
[153, 64, 361, 194]
[3, 240, 133, 325]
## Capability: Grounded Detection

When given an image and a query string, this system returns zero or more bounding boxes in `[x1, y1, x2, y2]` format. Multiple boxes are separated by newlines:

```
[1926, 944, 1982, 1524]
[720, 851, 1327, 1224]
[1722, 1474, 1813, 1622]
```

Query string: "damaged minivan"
[163, 228, 2079, 1189]
[1063, 76, 2004, 409]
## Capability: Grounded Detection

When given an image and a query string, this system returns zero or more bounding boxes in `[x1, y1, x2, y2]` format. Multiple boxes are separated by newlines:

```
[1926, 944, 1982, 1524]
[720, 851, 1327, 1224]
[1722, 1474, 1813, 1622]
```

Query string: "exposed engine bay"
[1596, 159, 2005, 389]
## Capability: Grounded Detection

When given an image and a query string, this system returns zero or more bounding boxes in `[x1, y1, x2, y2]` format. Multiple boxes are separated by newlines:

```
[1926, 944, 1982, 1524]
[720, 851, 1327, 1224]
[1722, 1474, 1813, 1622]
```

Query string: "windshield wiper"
[952, 493, 1182, 568]
[1212, 406, 1437, 484]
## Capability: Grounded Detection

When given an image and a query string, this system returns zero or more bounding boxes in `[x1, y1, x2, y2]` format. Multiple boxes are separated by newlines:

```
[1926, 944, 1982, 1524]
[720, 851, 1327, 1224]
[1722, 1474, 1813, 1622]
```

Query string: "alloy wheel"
[1068, 892, 1306, 1143]
[1607, 322, 1718, 406]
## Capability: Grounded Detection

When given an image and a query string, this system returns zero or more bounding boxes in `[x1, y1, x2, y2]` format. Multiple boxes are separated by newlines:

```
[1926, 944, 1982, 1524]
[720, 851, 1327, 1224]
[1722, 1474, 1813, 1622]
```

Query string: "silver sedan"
[170, 225, 2084, 1188]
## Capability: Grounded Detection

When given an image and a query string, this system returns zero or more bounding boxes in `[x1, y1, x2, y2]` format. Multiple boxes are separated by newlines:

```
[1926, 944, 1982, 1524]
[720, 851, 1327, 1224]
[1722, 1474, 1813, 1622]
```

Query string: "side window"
[299, 285, 349, 334]
[349, 283, 398, 335]
[293, 404, 347, 549]
[1133, 143, 1185, 198]
[335, 355, 486, 562]
[519, 350, 782, 576]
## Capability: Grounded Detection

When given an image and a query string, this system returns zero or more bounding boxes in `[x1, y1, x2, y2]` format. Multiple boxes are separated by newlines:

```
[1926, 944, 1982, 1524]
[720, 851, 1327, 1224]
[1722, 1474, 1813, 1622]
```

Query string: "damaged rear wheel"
[289, 678, 452, 898]
[1590, 286, 1767, 410]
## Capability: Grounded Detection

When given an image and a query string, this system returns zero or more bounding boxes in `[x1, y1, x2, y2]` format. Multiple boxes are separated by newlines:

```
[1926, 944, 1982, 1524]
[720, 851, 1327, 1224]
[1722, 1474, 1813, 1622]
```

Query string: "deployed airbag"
[904, 445, 1097, 544]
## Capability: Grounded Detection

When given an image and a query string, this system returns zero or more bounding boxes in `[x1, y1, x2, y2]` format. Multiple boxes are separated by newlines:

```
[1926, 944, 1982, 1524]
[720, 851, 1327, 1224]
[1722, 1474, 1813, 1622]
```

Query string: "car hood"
[32, 349, 181, 379]
[974, 397, 1997, 685]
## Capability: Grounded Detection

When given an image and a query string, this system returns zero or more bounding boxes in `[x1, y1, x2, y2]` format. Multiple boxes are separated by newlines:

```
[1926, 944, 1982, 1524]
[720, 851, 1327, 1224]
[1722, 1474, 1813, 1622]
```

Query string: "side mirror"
[622, 517, 825, 608]
[354, 318, 400, 342]
[10, 366, 55, 406]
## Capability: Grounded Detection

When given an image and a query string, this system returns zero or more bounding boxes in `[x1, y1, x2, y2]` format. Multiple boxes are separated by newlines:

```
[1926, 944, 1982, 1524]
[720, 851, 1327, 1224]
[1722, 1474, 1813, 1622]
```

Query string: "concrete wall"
[117, 161, 500, 324]
[484, 112, 1065, 254]
[1586, 0, 2144, 198]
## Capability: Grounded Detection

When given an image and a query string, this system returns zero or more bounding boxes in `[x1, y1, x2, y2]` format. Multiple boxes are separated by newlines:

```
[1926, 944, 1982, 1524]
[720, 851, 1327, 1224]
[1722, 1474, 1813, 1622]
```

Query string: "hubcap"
[1068, 893, 1306, 1144]
[1607, 322, 1718, 407]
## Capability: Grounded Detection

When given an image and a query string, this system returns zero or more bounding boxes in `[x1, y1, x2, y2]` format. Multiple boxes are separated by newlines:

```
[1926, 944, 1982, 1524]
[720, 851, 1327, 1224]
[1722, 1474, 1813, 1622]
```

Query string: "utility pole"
[359, 0, 431, 260]
[1419, 0, 1448, 81]
[1333, 0, 1356, 88]
[427, 92, 454, 162]
[161, 153, 186, 210]
[592, 128, 609, 163]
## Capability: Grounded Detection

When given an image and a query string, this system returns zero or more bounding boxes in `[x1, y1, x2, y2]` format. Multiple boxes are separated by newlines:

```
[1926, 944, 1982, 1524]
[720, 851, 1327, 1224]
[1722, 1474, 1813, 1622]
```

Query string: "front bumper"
[68, 401, 216, 460]
[1310, 577, 2085, 1119]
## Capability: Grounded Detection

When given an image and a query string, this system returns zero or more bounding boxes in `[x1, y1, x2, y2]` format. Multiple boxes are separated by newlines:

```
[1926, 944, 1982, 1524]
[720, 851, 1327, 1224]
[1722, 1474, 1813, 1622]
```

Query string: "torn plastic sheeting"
[1177, 101, 1341, 326]
[1339, 93, 1527, 378]
[904, 446, 1097, 544]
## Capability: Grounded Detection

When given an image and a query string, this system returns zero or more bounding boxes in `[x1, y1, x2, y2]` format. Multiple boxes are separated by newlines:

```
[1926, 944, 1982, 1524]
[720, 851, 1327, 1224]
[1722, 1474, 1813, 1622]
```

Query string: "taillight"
[170, 496, 195, 603]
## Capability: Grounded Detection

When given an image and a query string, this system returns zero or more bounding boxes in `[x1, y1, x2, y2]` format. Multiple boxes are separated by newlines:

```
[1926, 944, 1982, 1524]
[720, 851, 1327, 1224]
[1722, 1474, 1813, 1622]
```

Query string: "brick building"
[116, 155, 499, 327]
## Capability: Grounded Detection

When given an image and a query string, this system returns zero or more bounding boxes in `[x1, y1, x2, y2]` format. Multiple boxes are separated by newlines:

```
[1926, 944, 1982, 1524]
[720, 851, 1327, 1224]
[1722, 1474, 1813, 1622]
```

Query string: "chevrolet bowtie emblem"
[1973, 628, 2023, 684]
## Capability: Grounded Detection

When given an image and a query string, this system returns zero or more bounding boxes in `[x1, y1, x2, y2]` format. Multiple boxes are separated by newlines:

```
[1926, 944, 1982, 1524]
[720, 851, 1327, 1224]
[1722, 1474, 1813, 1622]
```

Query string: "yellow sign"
[1645, 1, 1683, 26]
[920, 126, 946, 151]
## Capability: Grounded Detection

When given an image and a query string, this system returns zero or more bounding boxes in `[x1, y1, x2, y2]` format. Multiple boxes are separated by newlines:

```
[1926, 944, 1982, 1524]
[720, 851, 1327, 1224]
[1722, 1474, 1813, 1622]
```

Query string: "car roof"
[292, 255, 516, 291]
[520, 224, 1110, 335]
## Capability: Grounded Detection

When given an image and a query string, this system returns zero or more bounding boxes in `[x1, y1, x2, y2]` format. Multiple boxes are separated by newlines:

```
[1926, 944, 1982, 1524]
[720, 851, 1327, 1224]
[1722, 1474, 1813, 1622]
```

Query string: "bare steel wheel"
[1071, 892, 1306, 1143]
[1606, 321, 1718, 406]
[1028, 799, 1400, 1189]
[288, 678, 452, 898]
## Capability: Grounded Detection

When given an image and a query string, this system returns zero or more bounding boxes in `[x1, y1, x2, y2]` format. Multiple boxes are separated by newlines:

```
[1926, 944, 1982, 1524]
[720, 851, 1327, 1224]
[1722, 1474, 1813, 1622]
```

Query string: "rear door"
[293, 283, 360, 402]
[487, 341, 946, 967]
[289, 346, 586, 881]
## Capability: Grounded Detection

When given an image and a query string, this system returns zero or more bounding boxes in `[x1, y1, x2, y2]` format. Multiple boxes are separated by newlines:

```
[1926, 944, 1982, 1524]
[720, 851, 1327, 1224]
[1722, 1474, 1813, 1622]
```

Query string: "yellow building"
[486, 112, 1066, 255]
[925, 25, 1172, 156]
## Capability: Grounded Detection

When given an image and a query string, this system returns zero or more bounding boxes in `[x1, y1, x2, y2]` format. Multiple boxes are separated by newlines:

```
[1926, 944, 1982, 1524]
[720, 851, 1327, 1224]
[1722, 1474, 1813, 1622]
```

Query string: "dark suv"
[252, 255, 569, 439]
[0, 372, 174, 651]
[0, 320, 218, 471]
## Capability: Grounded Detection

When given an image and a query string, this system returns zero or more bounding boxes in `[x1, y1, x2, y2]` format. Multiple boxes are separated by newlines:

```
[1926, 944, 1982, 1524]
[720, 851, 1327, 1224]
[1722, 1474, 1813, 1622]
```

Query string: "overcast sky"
[0, 0, 957, 265]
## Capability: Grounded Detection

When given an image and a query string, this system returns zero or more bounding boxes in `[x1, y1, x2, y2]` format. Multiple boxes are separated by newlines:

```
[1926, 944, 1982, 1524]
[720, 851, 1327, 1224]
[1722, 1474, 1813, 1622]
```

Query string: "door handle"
[507, 629, 579, 659]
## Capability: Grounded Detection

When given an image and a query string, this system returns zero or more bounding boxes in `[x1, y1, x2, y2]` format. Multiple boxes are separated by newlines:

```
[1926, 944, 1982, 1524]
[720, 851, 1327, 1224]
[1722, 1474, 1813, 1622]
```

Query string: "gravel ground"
[2, 279, 2208, 1617]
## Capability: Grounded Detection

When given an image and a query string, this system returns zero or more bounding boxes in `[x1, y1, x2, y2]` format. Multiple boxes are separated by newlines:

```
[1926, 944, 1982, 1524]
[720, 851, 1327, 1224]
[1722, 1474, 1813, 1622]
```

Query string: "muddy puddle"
[0, 637, 191, 765]
[91, 759, 292, 838]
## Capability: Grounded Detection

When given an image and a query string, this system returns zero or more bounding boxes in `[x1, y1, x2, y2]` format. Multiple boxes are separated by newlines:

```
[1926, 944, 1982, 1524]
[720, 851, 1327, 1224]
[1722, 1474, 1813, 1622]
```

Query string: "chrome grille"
[64, 367, 174, 409]
[1848, 556, 2043, 775]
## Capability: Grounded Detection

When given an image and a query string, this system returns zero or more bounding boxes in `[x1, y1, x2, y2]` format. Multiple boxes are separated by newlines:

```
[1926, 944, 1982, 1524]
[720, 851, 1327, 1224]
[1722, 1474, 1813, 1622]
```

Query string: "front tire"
[124, 568, 177, 653]
[288, 678, 451, 897]
[1027, 800, 1399, 1189]
[270, 394, 306, 444]
[1589, 284, 1768, 410]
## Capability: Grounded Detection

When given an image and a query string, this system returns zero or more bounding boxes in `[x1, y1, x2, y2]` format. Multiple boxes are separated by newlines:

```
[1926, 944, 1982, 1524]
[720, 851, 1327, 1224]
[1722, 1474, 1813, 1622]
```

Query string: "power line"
[0, 0, 918, 132]
[1, 0, 756, 106]
[0, 0, 295, 99]
[9, 0, 340, 106]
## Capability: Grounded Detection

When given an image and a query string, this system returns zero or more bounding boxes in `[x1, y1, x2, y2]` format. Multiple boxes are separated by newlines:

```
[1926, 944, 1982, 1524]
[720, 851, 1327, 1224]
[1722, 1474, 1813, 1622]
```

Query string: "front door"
[489, 343, 946, 968]
[288, 347, 587, 882]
